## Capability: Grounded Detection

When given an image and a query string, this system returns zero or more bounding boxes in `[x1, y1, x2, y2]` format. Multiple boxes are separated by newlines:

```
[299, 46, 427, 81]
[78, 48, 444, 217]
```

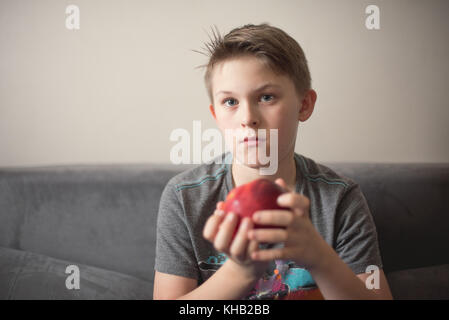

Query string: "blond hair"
[193, 23, 312, 104]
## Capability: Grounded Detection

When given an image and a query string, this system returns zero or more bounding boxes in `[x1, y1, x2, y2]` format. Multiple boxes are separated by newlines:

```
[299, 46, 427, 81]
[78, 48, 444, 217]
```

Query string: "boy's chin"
[234, 152, 269, 168]
[238, 161, 261, 169]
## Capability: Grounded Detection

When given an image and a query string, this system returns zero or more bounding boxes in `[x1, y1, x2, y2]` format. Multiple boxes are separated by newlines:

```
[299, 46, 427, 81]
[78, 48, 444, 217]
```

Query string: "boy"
[153, 23, 393, 299]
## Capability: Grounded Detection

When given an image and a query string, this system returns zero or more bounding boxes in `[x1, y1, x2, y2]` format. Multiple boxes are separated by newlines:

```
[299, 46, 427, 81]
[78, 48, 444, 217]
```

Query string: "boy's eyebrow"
[214, 83, 281, 97]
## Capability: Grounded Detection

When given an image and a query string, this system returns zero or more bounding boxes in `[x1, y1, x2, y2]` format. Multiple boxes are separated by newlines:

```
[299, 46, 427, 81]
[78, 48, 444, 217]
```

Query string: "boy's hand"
[247, 178, 328, 270]
[203, 201, 268, 279]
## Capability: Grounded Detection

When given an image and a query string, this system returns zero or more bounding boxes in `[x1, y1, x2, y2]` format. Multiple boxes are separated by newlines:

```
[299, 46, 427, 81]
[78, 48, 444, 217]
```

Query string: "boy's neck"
[231, 151, 297, 190]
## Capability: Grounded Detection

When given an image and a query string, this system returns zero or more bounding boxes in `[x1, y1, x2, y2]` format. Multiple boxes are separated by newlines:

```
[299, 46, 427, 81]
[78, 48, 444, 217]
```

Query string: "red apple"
[222, 178, 289, 237]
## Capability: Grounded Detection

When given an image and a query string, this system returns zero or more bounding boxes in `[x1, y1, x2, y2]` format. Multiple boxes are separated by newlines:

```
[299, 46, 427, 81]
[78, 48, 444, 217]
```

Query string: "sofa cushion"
[0, 246, 153, 299]
[386, 264, 449, 299]
[0, 164, 192, 281]
[326, 163, 449, 273]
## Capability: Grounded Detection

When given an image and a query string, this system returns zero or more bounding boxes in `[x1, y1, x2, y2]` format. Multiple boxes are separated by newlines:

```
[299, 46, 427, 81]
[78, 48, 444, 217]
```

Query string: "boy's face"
[209, 55, 312, 169]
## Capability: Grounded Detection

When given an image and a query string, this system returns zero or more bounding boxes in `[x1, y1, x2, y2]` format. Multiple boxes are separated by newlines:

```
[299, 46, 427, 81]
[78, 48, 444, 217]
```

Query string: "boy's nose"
[239, 103, 260, 128]
[241, 119, 258, 127]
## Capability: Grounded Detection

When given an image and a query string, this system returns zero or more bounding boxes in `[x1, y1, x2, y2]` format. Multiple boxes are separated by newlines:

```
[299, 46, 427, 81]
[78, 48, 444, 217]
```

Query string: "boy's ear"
[298, 89, 317, 122]
[209, 104, 217, 120]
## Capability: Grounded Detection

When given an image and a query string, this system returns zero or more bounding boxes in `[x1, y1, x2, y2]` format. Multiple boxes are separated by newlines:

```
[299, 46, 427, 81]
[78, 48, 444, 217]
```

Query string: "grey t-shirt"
[154, 152, 383, 299]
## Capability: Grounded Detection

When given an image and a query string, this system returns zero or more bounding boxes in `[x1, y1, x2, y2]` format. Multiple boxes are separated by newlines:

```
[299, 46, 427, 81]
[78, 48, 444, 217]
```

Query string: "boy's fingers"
[216, 201, 225, 210]
[277, 193, 310, 218]
[248, 228, 287, 243]
[203, 209, 226, 241]
[247, 239, 260, 257]
[214, 212, 239, 253]
[252, 210, 293, 227]
[229, 218, 252, 260]
[251, 248, 285, 261]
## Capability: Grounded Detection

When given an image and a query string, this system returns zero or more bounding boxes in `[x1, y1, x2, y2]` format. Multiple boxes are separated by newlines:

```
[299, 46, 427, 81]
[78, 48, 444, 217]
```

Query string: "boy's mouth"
[240, 136, 265, 145]
[242, 136, 257, 142]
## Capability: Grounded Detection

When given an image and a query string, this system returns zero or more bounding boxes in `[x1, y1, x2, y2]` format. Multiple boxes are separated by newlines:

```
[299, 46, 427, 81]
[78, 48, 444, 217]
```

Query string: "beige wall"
[0, 0, 448, 167]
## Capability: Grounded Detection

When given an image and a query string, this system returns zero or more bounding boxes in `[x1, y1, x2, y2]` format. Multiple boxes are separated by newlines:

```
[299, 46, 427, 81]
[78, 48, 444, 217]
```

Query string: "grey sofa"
[0, 161, 448, 300]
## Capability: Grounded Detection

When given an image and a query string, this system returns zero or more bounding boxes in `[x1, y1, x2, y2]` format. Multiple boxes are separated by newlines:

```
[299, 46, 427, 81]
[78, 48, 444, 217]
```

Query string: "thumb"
[275, 178, 292, 192]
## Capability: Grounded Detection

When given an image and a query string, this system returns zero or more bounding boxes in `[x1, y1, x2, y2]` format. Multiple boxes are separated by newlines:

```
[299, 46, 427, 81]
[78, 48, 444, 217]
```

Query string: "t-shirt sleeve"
[334, 182, 383, 275]
[154, 181, 199, 280]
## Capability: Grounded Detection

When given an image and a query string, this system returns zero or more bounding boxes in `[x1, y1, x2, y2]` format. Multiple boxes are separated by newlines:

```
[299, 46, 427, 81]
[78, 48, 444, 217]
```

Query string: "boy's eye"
[222, 94, 275, 107]
[261, 94, 274, 102]
[223, 98, 237, 107]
